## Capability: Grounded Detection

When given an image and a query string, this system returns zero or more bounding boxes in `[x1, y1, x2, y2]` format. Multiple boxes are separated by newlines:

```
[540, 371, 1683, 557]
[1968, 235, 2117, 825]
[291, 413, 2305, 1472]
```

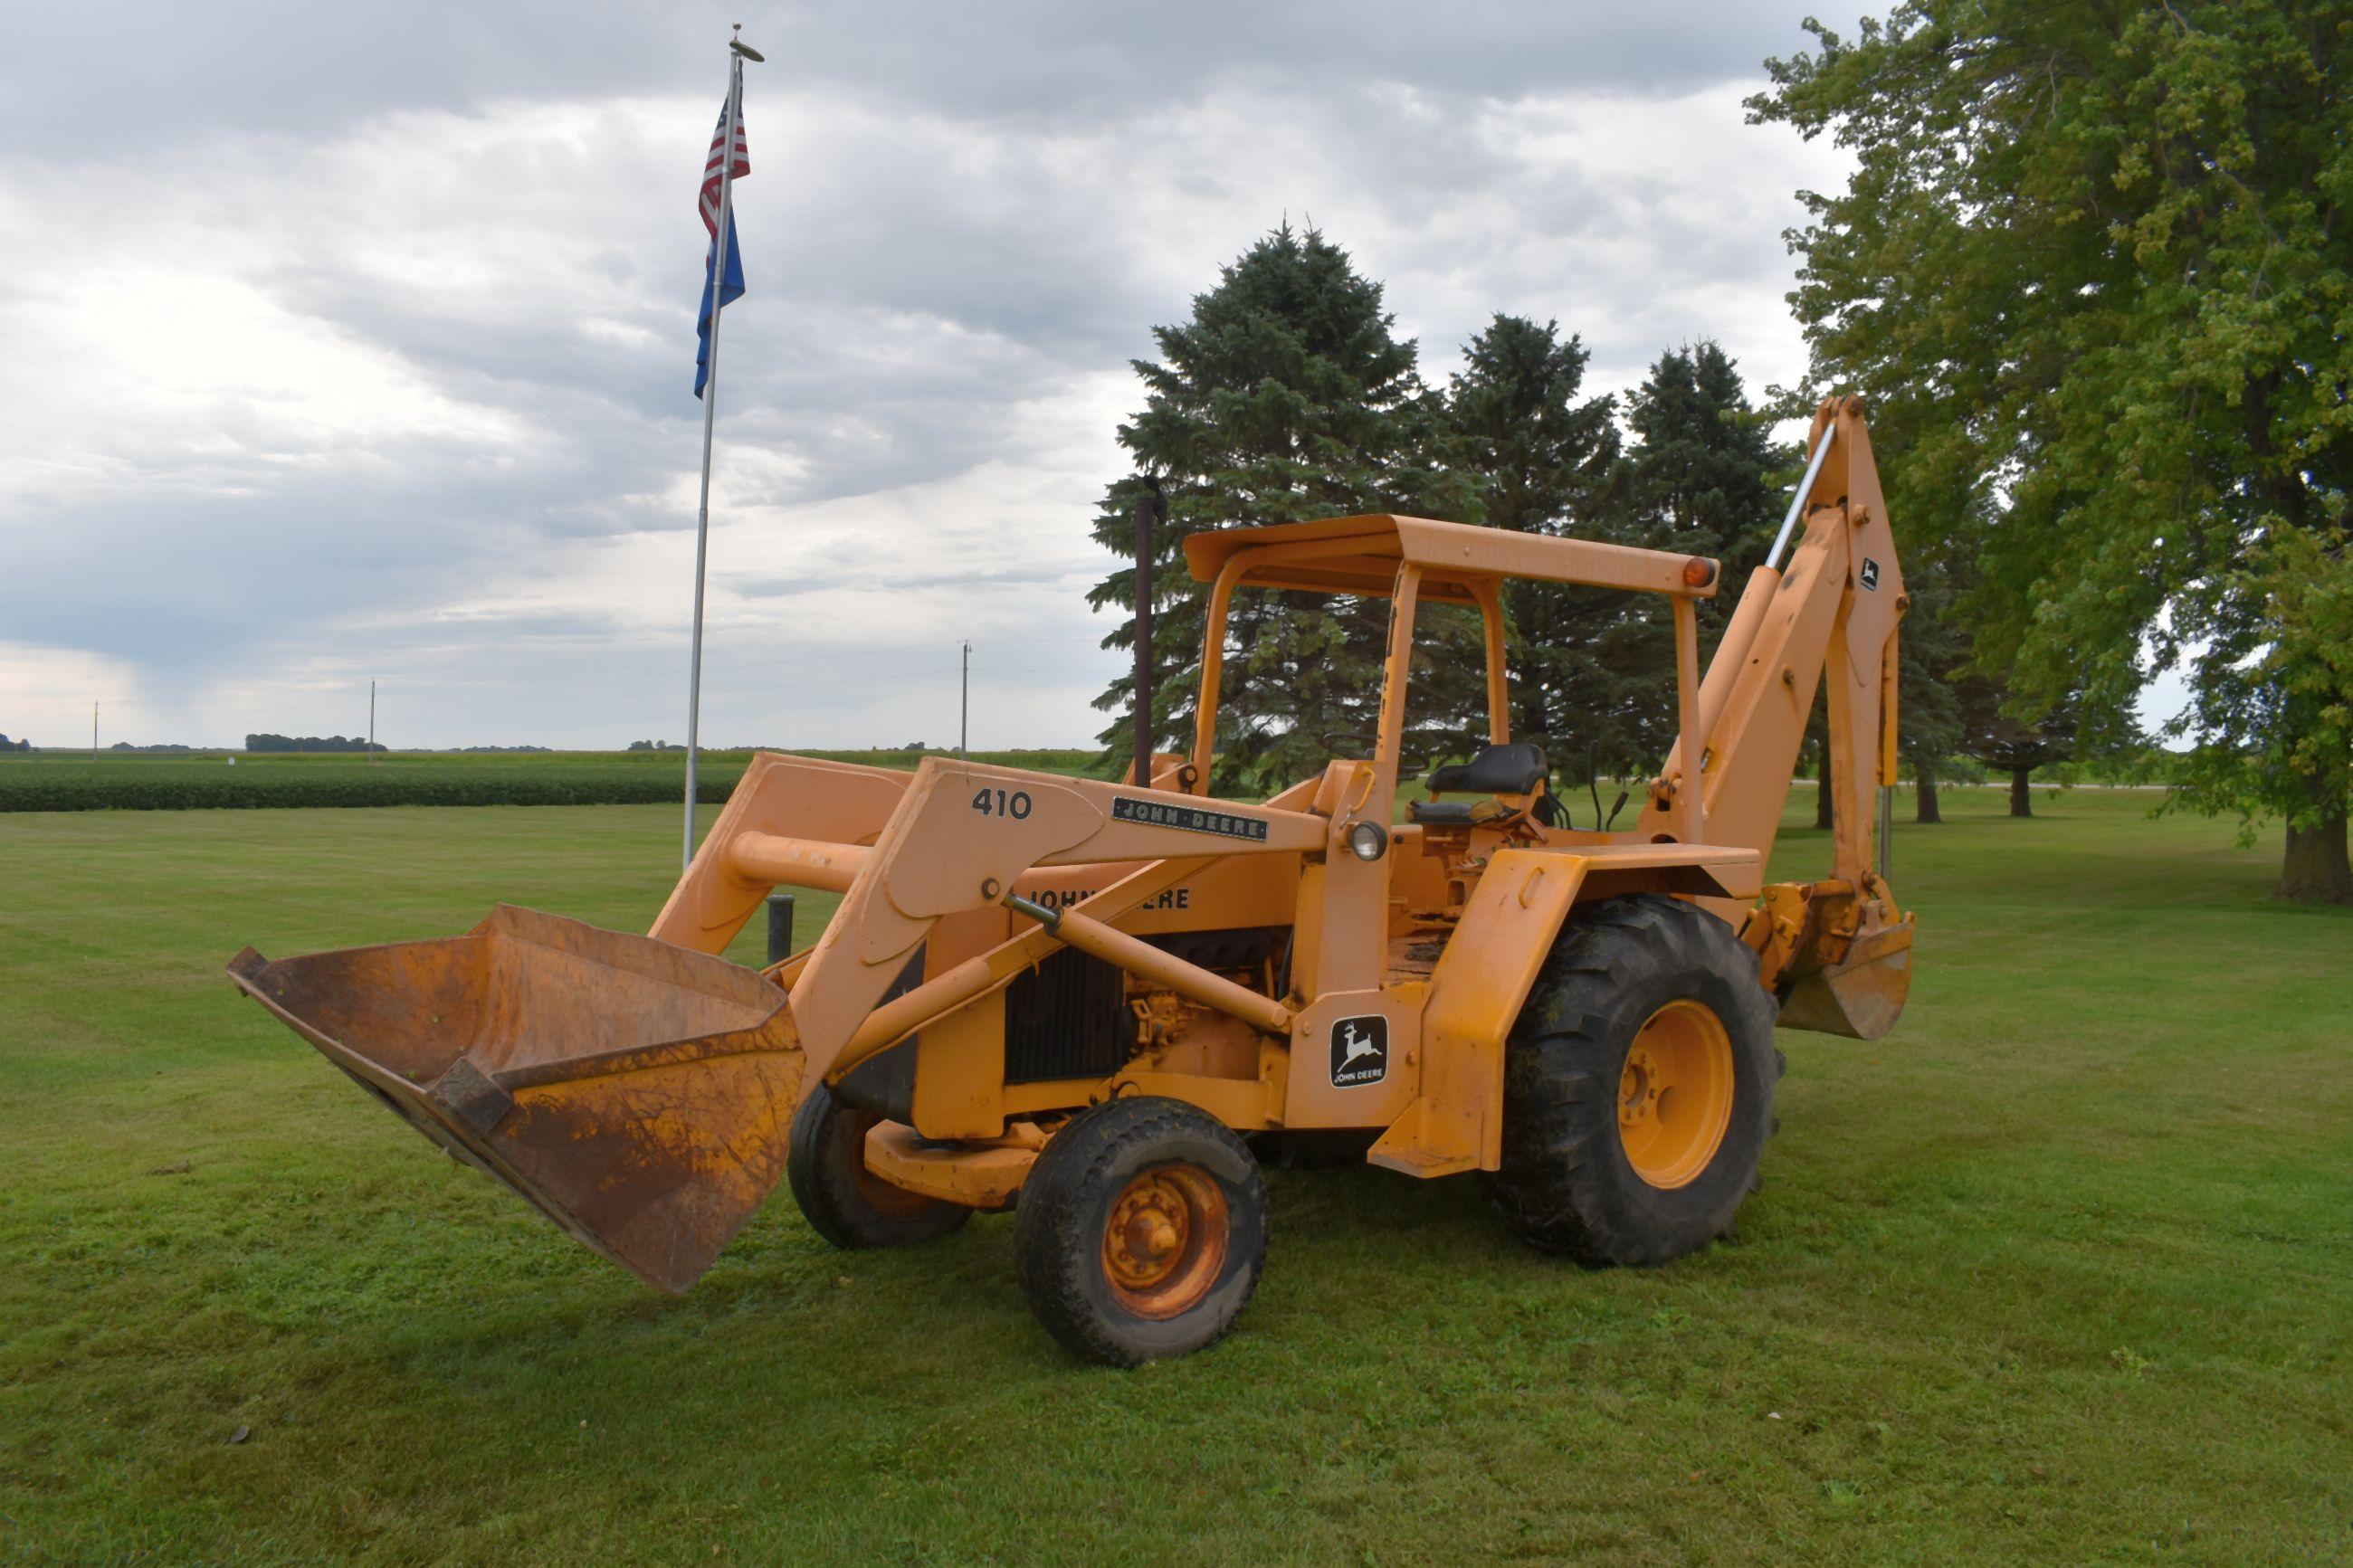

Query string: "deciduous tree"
[1752, 2, 2353, 901]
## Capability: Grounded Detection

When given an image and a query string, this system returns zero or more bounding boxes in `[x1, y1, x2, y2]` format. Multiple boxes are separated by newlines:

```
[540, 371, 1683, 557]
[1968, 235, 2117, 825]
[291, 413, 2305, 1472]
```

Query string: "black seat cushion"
[1424, 742, 1548, 798]
[1406, 798, 1513, 827]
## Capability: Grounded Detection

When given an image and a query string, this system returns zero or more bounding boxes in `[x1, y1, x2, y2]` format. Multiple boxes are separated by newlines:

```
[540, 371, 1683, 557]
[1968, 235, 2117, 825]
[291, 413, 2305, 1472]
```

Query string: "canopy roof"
[1181, 514, 1717, 603]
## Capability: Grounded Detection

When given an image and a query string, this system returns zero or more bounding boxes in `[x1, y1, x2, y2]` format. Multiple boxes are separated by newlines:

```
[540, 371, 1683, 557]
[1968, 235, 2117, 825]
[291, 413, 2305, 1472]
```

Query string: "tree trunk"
[1815, 742, 1834, 830]
[2009, 765, 2032, 818]
[2277, 813, 2353, 905]
[1915, 760, 1941, 825]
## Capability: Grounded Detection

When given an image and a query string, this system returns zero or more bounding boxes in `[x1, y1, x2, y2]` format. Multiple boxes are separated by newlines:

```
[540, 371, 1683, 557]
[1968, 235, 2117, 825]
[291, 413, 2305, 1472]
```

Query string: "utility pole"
[369, 679, 377, 765]
[959, 641, 971, 758]
[91, 700, 98, 760]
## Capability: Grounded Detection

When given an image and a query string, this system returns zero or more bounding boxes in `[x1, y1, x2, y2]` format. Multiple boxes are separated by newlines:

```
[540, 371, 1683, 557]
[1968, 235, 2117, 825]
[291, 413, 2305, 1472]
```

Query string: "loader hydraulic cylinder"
[1005, 893, 1294, 1035]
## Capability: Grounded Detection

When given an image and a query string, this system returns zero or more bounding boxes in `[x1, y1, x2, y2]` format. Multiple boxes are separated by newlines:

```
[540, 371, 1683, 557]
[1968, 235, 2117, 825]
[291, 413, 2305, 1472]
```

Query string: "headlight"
[1345, 820, 1389, 862]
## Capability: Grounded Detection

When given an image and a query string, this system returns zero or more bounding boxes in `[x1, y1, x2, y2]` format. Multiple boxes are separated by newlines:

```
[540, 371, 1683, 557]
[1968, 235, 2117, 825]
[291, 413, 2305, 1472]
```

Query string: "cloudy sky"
[1, 1, 1886, 751]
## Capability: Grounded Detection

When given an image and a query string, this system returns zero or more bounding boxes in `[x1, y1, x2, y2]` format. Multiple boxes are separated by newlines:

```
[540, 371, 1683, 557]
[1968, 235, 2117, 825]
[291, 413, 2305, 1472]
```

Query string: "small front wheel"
[786, 1082, 971, 1250]
[1013, 1097, 1267, 1365]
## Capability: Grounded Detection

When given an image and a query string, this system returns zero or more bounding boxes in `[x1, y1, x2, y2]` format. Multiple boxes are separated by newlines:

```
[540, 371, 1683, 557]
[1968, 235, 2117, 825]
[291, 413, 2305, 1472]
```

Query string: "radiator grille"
[1002, 948, 1130, 1085]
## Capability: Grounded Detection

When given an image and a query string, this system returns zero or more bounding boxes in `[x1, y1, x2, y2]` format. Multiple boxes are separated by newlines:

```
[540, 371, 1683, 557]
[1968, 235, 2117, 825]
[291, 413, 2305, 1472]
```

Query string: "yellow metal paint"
[1285, 987, 1421, 1131]
[1390, 851, 1585, 1174]
[863, 1119, 1036, 1207]
[1617, 1000, 1734, 1188]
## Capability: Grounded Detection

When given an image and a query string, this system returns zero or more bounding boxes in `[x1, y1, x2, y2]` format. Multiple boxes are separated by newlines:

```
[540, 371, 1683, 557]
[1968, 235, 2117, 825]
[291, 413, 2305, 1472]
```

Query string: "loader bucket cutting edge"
[225, 904, 804, 1294]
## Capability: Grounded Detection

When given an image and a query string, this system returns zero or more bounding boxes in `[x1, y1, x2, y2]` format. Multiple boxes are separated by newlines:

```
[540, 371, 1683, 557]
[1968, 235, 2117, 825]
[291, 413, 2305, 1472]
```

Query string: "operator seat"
[1407, 742, 1549, 825]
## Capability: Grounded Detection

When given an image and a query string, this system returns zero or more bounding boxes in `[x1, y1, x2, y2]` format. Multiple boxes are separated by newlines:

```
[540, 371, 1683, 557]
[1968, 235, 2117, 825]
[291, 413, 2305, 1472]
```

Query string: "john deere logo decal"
[1110, 796, 1269, 841]
[1329, 1014, 1388, 1088]
[1859, 556, 1881, 590]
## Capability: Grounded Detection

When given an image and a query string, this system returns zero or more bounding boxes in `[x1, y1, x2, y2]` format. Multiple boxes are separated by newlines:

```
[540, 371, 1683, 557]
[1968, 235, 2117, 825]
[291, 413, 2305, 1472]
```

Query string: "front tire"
[786, 1082, 971, 1250]
[1013, 1097, 1268, 1365]
[1484, 895, 1782, 1266]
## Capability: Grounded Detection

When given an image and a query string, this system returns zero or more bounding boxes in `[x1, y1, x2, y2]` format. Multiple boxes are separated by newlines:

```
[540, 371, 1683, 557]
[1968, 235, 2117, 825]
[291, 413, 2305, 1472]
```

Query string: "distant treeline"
[0, 747, 1102, 813]
[244, 734, 388, 753]
[0, 735, 32, 752]
[0, 760, 752, 813]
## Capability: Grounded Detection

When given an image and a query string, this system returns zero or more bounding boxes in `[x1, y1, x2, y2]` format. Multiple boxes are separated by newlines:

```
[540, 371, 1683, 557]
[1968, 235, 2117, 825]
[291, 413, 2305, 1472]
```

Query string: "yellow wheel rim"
[1100, 1164, 1229, 1319]
[1617, 999, 1735, 1189]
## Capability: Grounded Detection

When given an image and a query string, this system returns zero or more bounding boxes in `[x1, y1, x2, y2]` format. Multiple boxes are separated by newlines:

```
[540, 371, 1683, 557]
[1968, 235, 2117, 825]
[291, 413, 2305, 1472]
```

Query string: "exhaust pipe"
[1132, 477, 1165, 789]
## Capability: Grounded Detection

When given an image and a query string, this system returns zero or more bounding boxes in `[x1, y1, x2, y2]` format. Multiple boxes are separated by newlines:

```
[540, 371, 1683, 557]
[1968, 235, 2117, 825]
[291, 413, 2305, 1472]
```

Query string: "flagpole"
[684, 33, 754, 873]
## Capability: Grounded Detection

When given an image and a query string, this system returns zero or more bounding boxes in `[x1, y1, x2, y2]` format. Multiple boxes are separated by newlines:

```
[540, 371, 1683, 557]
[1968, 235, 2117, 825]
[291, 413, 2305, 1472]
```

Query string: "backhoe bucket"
[226, 904, 802, 1293]
[1776, 914, 1914, 1041]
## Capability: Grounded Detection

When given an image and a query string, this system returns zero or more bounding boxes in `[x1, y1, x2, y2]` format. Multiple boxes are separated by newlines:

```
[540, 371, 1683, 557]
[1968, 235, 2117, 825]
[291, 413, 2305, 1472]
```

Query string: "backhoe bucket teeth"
[225, 904, 802, 1294]
[1776, 915, 1914, 1041]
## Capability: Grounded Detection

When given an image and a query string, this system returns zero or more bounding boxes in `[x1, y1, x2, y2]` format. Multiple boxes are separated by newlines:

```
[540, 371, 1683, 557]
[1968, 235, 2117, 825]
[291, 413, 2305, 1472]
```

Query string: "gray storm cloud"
[0, 1, 1866, 749]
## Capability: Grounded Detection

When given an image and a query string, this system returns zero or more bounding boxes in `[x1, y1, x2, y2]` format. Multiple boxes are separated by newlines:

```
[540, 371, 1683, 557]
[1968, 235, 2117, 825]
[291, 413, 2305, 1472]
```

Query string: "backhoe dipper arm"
[1644, 396, 1913, 1040]
[1646, 396, 1905, 885]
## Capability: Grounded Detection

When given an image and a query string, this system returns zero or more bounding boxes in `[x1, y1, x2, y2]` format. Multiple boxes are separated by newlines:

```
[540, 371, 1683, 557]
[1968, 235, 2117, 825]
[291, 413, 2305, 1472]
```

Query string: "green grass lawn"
[2, 786, 2348, 1564]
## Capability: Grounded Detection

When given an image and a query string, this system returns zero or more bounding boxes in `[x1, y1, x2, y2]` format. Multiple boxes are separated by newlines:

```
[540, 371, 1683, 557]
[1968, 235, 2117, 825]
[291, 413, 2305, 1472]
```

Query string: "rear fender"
[1370, 844, 1762, 1177]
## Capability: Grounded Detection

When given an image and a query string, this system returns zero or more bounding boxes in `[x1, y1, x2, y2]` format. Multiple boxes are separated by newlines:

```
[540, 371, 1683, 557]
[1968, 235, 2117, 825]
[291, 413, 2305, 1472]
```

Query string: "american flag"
[700, 85, 749, 235]
[694, 81, 750, 399]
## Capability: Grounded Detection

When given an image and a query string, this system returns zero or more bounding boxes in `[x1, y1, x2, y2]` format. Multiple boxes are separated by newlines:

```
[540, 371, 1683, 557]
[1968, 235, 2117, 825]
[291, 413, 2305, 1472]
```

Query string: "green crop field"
[2, 787, 2348, 1563]
[0, 748, 1101, 813]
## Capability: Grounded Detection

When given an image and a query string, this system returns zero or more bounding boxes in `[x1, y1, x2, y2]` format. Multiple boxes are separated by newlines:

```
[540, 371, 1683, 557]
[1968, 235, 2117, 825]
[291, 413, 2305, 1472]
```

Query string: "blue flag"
[695, 212, 745, 400]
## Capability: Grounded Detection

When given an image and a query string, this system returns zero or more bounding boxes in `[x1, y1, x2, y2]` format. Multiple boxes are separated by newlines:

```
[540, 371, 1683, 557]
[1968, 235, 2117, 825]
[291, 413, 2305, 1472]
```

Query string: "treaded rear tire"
[1014, 1096, 1267, 1366]
[1483, 894, 1783, 1266]
[786, 1082, 972, 1250]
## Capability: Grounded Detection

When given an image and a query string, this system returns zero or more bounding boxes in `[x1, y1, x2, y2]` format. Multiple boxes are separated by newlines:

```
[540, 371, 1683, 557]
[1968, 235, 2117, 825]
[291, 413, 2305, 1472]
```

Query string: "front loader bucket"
[226, 904, 802, 1294]
[1776, 914, 1915, 1041]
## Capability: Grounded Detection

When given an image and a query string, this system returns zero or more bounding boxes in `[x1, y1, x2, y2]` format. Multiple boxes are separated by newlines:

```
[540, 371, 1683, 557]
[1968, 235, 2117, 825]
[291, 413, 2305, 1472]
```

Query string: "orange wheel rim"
[1100, 1163, 1229, 1319]
[1617, 999, 1735, 1189]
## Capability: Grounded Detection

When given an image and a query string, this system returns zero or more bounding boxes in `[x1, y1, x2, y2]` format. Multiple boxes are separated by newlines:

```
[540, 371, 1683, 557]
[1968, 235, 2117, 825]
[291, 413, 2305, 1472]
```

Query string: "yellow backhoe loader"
[230, 397, 1912, 1364]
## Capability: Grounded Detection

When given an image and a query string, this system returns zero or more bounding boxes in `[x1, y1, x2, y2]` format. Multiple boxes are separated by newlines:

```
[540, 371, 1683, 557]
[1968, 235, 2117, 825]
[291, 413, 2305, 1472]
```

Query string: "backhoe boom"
[1640, 396, 1912, 1037]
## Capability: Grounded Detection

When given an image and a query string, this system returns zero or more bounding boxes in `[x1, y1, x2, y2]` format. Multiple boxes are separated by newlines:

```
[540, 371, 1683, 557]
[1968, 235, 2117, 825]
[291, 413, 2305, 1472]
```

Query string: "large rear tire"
[1013, 1097, 1267, 1365]
[786, 1082, 971, 1250]
[1483, 895, 1782, 1266]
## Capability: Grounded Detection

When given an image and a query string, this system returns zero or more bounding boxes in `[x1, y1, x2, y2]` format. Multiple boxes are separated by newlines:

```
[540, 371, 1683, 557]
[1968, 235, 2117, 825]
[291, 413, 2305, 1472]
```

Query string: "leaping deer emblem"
[1338, 1020, 1381, 1069]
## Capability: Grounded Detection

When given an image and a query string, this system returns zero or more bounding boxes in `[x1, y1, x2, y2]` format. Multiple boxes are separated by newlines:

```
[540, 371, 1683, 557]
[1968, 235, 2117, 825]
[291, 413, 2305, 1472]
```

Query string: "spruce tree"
[1443, 317, 1620, 765]
[1624, 344, 1784, 576]
[1086, 225, 1466, 791]
[1542, 343, 1788, 809]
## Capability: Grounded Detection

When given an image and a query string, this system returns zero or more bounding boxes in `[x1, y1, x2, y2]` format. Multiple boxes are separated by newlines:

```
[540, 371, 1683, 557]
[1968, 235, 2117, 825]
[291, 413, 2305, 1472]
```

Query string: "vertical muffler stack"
[227, 904, 803, 1293]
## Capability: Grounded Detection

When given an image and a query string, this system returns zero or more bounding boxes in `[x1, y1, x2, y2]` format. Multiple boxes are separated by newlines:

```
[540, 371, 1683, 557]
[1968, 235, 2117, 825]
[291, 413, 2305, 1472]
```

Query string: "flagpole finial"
[729, 24, 766, 62]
